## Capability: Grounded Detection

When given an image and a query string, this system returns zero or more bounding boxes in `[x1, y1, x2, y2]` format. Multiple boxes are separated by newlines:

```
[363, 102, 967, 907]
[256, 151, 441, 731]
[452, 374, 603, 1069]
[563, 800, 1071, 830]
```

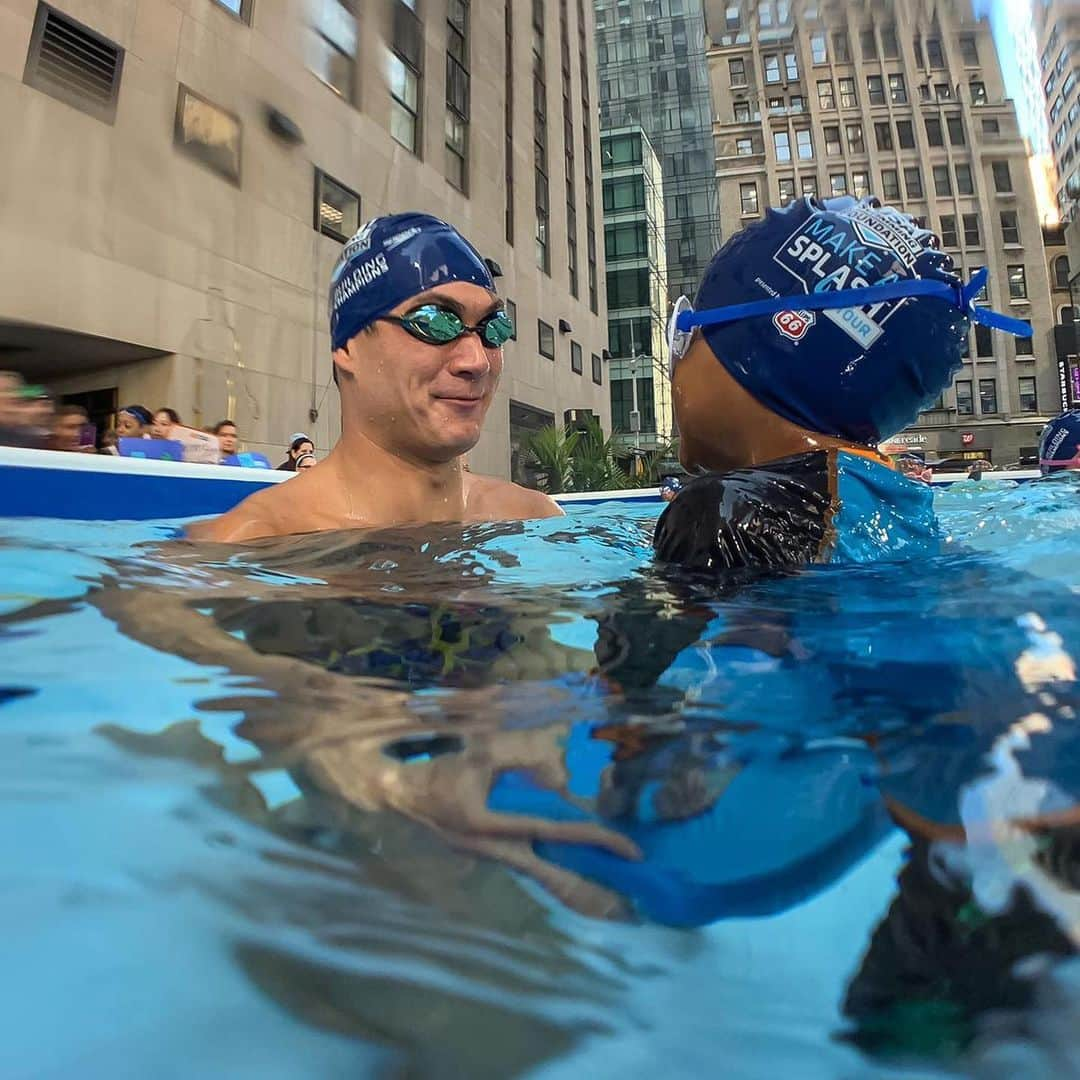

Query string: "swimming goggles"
[666, 269, 1033, 378]
[379, 304, 515, 349]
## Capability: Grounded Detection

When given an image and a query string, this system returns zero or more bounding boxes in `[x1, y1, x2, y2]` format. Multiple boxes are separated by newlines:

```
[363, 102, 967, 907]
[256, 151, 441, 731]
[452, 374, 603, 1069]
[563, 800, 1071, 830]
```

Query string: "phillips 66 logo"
[773, 309, 815, 342]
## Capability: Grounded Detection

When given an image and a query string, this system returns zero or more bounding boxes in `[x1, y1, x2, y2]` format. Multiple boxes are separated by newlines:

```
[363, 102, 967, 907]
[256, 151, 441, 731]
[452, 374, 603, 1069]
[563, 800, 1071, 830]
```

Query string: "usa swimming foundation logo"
[771, 206, 921, 349]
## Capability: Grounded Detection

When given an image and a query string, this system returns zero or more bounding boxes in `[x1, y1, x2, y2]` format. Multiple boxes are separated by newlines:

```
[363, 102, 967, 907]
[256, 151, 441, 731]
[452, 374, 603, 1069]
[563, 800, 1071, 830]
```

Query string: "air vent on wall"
[23, 3, 124, 125]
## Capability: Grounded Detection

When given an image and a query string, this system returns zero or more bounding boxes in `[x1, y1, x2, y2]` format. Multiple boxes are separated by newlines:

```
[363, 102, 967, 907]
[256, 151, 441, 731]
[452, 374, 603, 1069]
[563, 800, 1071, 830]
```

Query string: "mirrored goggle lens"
[480, 311, 515, 347]
[667, 295, 695, 377]
[403, 305, 466, 343]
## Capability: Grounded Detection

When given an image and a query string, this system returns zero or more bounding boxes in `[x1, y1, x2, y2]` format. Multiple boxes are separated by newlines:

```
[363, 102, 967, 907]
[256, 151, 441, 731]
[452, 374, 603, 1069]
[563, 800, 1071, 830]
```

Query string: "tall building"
[600, 125, 672, 454]
[0, 0, 608, 478]
[705, 0, 1058, 466]
[1043, 222, 1080, 413]
[1036, 0, 1080, 219]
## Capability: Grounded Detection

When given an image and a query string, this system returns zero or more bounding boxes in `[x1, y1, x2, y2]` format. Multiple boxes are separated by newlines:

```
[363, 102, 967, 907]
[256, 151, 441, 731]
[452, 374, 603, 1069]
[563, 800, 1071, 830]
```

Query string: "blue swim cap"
[329, 213, 495, 350]
[1039, 410, 1080, 474]
[694, 197, 968, 446]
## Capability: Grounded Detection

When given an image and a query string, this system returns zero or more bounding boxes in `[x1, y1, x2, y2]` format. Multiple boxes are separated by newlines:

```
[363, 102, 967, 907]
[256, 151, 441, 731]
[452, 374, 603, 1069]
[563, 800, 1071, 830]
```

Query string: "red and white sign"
[961, 432, 975, 446]
[773, 309, 815, 342]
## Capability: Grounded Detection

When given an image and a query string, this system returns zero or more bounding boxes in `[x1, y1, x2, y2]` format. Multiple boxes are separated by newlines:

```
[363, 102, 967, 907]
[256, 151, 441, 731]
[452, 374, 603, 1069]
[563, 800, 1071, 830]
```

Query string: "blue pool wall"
[0, 446, 1042, 521]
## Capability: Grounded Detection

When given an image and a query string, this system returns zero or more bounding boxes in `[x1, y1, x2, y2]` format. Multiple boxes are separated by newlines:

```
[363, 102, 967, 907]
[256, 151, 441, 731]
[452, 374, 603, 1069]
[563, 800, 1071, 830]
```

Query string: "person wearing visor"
[189, 213, 560, 542]
[654, 195, 1033, 569]
[1038, 410, 1080, 475]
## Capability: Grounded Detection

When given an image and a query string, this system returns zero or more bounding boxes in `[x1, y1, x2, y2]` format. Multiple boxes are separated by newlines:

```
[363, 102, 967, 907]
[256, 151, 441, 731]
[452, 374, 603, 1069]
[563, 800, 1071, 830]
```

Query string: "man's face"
[218, 425, 238, 454]
[335, 282, 504, 463]
[53, 412, 84, 451]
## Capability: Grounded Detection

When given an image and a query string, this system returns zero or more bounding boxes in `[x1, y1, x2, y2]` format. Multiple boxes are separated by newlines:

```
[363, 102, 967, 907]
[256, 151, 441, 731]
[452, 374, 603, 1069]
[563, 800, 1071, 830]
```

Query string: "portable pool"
[2, 450, 1080, 1078]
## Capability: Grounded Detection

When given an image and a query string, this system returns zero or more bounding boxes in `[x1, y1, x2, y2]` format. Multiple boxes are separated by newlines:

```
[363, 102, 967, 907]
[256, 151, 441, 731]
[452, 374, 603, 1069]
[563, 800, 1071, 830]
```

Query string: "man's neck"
[327, 427, 467, 526]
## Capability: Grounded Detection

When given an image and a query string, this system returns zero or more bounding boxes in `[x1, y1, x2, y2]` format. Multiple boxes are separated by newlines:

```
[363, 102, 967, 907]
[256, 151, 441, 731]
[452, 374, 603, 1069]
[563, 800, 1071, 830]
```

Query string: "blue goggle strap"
[676, 268, 1033, 339]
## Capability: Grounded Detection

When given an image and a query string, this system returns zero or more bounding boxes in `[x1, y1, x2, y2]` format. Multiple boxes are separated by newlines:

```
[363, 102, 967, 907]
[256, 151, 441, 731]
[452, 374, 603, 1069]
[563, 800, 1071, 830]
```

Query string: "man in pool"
[653, 195, 1033, 570]
[189, 214, 560, 542]
[1038, 410, 1080, 474]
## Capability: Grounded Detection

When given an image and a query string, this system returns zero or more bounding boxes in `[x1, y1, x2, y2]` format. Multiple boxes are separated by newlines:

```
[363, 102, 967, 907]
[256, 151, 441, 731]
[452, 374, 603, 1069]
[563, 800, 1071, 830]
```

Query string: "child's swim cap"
[329, 213, 495, 351]
[1039, 410, 1080, 474]
[693, 197, 968, 446]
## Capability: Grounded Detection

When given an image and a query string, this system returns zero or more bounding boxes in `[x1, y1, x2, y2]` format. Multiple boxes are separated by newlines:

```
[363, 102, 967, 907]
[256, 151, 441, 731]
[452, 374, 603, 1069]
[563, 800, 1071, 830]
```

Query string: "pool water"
[3, 476, 1080, 1078]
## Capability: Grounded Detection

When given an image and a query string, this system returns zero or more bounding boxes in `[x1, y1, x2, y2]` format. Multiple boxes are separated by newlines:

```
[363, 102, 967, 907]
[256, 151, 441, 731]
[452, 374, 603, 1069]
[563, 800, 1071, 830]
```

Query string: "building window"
[740, 182, 759, 215]
[1018, 376, 1037, 412]
[846, 123, 864, 153]
[734, 101, 751, 122]
[955, 163, 974, 195]
[959, 34, 978, 66]
[389, 53, 420, 152]
[860, 27, 876, 60]
[174, 85, 242, 183]
[956, 379, 974, 415]
[971, 81, 988, 105]
[796, 128, 813, 160]
[314, 169, 360, 241]
[889, 73, 907, 104]
[1055, 255, 1070, 288]
[445, 0, 470, 191]
[784, 50, 799, 81]
[602, 175, 645, 211]
[935, 82, 952, 101]
[571, 340, 583, 375]
[933, 165, 952, 196]
[896, 120, 915, 149]
[538, 319, 555, 359]
[975, 322, 993, 357]
[24, 4, 125, 125]
[736, 136, 755, 156]
[838, 77, 857, 109]
[851, 170, 869, 198]
[801, 175, 818, 197]
[939, 214, 958, 248]
[874, 121, 893, 151]
[817, 79, 835, 110]
[1000, 211, 1019, 245]
[778, 176, 796, 202]
[925, 117, 944, 146]
[927, 38, 944, 68]
[602, 132, 643, 166]
[532, 0, 550, 273]
[992, 161, 1013, 192]
[212, 0, 253, 18]
[867, 75, 885, 106]
[505, 298, 517, 340]
[592, 352, 602, 385]
[605, 221, 649, 259]
[979, 378, 998, 415]
[763, 54, 781, 84]
[729, 57, 747, 86]
[947, 116, 965, 145]
[881, 168, 900, 200]
[969, 265, 989, 302]
[308, 0, 358, 101]
[824, 125, 841, 155]
[773, 130, 791, 163]
[1015, 322, 1034, 356]
[833, 31, 850, 63]
[1007, 265, 1027, 299]
[811, 32, 827, 64]
[608, 316, 651, 357]
[830, 172, 848, 196]
[606, 267, 650, 307]
[963, 214, 980, 247]
[903, 166, 923, 199]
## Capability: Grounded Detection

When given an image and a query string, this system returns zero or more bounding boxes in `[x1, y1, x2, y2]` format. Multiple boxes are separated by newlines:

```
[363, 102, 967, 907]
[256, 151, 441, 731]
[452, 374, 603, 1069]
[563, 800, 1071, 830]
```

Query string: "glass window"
[785, 51, 798, 80]
[993, 161, 1012, 192]
[904, 166, 923, 199]
[833, 31, 850, 63]
[881, 25, 898, 59]
[935, 83, 952, 100]
[874, 121, 893, 151]
[734, 101, 751, 122]
[811, 32, 827, 64]
[975, 322, 993, 357]
[796, 128, 813, 160]
[389, 54, 420, 152]
[764, 55, 781, 83]
[970, 81, 987, 105]
[1056, 255, 1071, 288]
[213, 0, 252, 20]
[838, 77, 857, 109]
[830, 172, 848, 196]
[538, 319, 555, 358]
[789, 94, 805, 113]
[959, 35, 978, 65]
[846, 123, 864, 152]
[927, 38, 944, 68]
[604, 221, 648, 259]
[979, 378, 998, 414]
[505, 299, 517, 341]
[729, 57, 747, 86]
[860, 27, 876, 59]
[851, 170, 869, 198]
[955, 379, 974, 415]
[773, 130, 791, 162]
[592, 352, 602, 386]
[824, 125, 841, 155]
[933, 164, 952, 196]
[881, 168, 900, 200]
[1007, 265, 1027, 299]
[309, 0, 358, 101]
[889, 73, 907, 104]
[925, 117, 944, 145]
[801, 175, 818, 197]
[314, 169, 360, 241]
[963, 214, 980, 246]
[571, 340, 583, 375]
[740, 182, 759, 215]
[1018, 376, 1037, 411]
[818, 80, 835, 110]
[981, 117, 999, 134]
[867, 75, 885, 106]
[955, 163, 974, 195]
[602, 175, 645, 211]
[947, 116, 965, 145]
[939, 215, 958, 248]
[606, 267, 651, 307]
[1015, 323, 1034, 357]
[969, 265, 989, 302]
[174, 86, 242, 183]
[602, 133, 643, 166]
[445, 112, 467, 191]
[736, 136, 754, 156]
[1000, 210, 1019, 245]
[778, 176, 796, 202]
[896, 120, 914, 148]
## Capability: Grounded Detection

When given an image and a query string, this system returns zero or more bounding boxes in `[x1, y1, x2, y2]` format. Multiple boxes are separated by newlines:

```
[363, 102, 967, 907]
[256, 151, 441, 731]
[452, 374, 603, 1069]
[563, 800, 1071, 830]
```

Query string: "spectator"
[659, 476, 683, 502]
[100, 429, 119, 455]
[50, 404, 94, 453]
[18, 385, 53, 449]
[116, 405, 152, 439]
[151, 408, 182, 439]
[277, 433, 314, 471]
[967, 460, 985, 481]
[0, 371, 28, 446]
[294, 451, 317, 471]
[213, 420, 238, 460]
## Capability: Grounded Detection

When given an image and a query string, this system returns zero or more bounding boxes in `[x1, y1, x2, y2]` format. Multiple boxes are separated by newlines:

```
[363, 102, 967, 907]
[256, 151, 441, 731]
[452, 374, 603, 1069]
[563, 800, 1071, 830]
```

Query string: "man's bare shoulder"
[465, 473, 564, 520]
[185, 482, 292, 542]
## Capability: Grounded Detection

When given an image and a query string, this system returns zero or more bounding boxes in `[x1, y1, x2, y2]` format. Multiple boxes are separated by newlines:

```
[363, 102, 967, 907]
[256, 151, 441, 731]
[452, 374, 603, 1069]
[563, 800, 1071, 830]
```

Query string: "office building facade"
[704, 0, 1059, 465]
[1037, 0, 1080, 219]
[0, 0, 608, 476]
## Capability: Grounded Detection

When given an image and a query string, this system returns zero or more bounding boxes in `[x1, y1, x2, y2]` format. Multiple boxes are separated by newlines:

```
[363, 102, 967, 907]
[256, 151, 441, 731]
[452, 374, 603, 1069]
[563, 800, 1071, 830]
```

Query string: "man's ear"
[332, 344, 356, 382]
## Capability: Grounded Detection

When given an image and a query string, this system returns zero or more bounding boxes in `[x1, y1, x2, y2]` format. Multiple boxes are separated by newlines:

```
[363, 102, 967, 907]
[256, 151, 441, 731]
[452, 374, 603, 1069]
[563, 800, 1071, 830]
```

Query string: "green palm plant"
[522, 424, 580, 494]
[568, 418, 630, 492]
